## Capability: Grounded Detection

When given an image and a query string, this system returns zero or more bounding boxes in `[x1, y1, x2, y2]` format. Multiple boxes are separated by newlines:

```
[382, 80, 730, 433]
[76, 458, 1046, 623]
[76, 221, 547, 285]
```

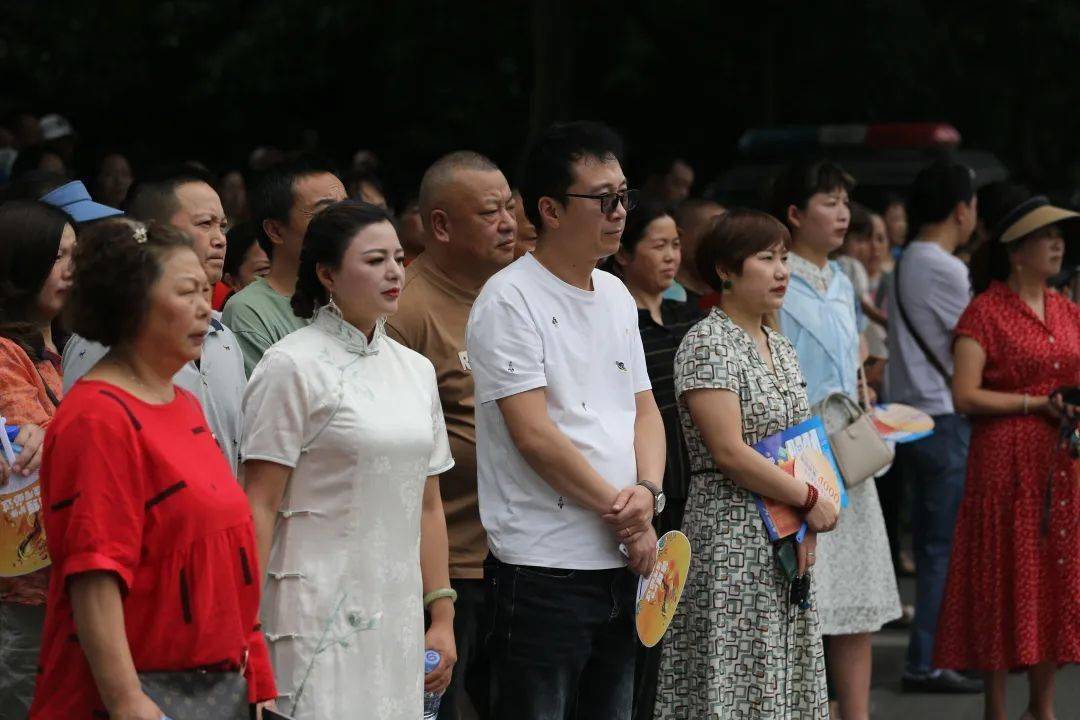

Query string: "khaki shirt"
[386, 254, 484, 579]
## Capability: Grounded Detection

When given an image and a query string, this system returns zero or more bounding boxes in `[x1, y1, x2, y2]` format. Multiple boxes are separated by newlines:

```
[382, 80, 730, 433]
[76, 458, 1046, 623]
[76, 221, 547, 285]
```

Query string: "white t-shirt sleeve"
[240, 350, 309, 468]
[426, 364, 455, 476]
[626, 292, 652, 395]
[468, 295, 547, 404]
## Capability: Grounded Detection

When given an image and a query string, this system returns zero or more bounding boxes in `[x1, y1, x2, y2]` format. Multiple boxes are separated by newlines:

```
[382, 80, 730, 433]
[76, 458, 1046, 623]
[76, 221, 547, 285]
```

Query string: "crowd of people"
[0, 111, 1078, 720]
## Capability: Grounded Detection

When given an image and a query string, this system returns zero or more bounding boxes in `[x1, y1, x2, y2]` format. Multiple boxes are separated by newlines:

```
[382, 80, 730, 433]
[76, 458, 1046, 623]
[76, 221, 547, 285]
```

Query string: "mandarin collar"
[312, 303, 385, 356]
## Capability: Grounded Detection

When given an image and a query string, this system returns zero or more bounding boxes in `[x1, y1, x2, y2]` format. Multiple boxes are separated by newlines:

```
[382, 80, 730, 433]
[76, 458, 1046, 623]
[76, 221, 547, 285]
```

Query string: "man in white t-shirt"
[467, 121, 666, 720]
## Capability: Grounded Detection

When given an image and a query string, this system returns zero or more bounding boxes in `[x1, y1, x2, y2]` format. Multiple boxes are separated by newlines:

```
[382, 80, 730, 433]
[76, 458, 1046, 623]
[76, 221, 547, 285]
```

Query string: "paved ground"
[869, 577, 1079, 719]
[457, 575, 1079, 719]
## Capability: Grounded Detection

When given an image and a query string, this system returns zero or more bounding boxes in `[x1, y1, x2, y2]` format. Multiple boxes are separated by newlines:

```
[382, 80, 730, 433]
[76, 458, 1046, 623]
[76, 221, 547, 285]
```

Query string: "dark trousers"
[438, 579, 490, 720]
[897, 413, 970, 673]
[484, 554, 636, 720]
[875, 462, 905, 568]
[0, 601, 44, 720]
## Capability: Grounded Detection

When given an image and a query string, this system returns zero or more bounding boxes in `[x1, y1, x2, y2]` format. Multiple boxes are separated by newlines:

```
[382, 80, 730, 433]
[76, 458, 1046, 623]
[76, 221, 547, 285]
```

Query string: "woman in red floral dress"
[936, 196, 1080, 720]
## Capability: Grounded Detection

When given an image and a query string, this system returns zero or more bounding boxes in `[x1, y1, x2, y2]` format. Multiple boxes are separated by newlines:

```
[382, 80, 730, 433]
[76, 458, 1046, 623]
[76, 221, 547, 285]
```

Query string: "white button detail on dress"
[1049, 336, 1055, 344]
[269, 571, 305, 580]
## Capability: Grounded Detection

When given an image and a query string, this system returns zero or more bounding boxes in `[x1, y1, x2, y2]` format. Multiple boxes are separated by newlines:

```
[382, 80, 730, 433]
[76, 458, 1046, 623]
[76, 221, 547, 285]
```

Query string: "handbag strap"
[819, 392, 864, 426]
[893, 255, 952, 384]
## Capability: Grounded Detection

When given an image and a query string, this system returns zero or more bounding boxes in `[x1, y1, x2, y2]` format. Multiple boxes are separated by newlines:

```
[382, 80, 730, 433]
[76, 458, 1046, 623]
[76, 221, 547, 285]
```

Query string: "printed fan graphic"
[635, 531, 692, 647]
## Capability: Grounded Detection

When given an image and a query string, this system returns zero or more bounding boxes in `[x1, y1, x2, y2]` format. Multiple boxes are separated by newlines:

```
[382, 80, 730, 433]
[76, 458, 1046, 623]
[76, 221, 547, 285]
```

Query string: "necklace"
[104, 354, 174, 404]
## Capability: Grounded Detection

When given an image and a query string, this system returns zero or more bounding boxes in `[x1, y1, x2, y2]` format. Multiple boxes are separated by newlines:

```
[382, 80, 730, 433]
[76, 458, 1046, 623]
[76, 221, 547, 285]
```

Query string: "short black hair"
[125, 167, 215, 225]
[0, 200, 73, 358]
[906, 160, 975, 232]
[249, 157, 340, 259]
[67, 219, 194, 347]
[770, 158, 855, 228]
[345, 167, 386, 201]
[619, 201, 673, 255]
[518, 121, 625, 231]
[641, 150, 689, 180]
[223, 221, 263, 278]
[292, 200, 394, 319]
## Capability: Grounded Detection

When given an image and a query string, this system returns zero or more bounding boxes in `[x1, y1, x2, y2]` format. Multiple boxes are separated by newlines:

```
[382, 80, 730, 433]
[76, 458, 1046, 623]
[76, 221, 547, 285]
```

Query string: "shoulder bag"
[815, 370, 894, 488]
[893, 256, 951, 383]
[139, 668, 249, 719]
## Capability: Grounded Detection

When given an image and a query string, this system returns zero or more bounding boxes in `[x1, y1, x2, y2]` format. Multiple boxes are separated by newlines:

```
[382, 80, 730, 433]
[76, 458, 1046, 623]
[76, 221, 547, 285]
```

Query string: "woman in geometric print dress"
[936, 196, 1080, 720]
[654, 210, 838, 720]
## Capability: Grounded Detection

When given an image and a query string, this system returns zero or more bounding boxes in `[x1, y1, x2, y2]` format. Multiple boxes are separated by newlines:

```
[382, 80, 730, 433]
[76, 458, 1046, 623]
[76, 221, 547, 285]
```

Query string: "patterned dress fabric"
[654, 308, 829, 720]
[240, 306, 454, 719]
[935, 282, 1080, 670]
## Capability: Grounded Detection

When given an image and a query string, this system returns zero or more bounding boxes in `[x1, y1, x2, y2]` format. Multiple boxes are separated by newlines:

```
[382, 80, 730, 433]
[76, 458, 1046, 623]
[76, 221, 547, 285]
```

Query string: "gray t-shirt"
[885, 240, 971, 415]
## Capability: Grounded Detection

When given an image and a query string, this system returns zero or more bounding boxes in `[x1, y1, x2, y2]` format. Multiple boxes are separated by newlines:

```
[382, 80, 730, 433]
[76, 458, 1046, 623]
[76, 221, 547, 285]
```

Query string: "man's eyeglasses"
[564, 189, 639, 216]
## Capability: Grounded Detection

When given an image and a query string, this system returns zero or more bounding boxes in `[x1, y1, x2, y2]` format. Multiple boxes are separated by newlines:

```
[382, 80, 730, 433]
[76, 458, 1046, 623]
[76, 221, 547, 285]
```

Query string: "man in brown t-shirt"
[386, 151, 517, 720]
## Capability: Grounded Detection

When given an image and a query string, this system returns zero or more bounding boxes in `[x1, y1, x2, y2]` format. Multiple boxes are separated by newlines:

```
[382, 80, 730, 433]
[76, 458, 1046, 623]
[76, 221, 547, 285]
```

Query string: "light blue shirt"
[662, 280, 687, 302]
[780, 259, 860, 406]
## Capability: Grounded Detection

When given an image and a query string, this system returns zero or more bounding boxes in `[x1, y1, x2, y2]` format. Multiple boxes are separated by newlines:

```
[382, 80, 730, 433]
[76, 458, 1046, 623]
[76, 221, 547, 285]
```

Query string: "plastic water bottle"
[422, 649, 442, 719]
[3, 425, 20, 454]
[2, 424, 24, 476]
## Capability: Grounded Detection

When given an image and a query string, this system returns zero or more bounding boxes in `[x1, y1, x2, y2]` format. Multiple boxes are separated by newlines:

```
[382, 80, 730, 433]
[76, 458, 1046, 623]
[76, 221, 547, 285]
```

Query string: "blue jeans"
[898, 413, 970, 674]
[484, 554, 636, 720]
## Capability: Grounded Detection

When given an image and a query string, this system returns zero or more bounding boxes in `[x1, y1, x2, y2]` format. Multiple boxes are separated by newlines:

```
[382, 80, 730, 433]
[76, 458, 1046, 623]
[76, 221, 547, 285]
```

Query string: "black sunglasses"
[564, 189, 639, 216]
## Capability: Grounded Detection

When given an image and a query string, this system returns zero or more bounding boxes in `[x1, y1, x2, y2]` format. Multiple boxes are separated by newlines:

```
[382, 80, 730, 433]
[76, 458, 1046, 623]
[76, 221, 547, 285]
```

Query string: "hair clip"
[132, 225, 148, 244]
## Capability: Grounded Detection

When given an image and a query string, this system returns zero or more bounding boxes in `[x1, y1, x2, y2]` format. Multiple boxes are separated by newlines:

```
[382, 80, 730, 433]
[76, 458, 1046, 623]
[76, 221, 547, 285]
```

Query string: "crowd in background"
[0, 110, 1078, 720]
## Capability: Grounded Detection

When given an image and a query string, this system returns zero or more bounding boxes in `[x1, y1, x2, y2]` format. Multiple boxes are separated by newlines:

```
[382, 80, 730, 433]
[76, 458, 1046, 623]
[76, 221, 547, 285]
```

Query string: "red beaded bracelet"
[802, 483, 819, 512]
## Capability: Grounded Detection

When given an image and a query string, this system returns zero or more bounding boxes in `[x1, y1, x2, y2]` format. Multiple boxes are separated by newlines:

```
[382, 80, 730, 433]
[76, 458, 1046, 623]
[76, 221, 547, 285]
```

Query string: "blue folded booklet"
[751, 416, 847, 542]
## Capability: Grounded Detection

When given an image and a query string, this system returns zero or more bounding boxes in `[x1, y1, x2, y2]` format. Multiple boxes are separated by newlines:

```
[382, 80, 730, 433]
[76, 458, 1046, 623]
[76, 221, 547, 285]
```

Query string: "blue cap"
[40, 181, 123, 224]
[4, 426, 17, 443]
[424, 650, 441, 674]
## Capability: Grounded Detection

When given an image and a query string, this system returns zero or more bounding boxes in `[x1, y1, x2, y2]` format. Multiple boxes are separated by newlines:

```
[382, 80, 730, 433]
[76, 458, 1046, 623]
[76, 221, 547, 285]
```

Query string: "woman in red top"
[936, 196, 1080, 720]
[31, 219, 276, 719]
[0, 200, 74, 715]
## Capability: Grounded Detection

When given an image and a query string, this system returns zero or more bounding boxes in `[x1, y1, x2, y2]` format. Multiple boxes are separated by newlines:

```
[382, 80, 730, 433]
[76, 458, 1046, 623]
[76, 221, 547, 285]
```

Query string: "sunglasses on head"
[565, 188, 639, 216]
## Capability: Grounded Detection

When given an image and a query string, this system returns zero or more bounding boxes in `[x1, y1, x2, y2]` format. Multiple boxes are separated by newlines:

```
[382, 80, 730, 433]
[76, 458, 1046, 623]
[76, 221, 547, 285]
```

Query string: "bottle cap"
[424, 650, 441, 674]
[4, 426, 16, 443]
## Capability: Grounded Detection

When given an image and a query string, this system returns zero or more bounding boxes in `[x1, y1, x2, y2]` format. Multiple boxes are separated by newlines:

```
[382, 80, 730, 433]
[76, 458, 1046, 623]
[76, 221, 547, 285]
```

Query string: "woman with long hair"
[937, 195, 1080, 720]
[0, 200, 74, 715]
[243, 200, 456, 719]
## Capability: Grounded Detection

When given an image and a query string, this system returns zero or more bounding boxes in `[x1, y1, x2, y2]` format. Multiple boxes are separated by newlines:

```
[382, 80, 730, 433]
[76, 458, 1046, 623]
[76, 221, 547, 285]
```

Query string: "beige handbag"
[815, 375, 894, 488]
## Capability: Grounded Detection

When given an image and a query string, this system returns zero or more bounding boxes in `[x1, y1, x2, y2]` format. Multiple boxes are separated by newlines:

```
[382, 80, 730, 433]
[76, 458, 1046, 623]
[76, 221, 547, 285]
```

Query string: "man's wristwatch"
[637, 479, 666, 516]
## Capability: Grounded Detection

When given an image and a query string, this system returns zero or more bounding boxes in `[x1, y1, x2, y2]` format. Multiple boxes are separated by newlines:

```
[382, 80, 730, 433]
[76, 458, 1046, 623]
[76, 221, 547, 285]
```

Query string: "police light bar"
[738, 123, 962, 156]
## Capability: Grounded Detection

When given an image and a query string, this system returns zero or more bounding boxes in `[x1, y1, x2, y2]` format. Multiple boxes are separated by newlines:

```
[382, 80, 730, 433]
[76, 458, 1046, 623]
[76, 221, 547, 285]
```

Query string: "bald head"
[419, 151, 501, 234]
[417, 150, 516, 283]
